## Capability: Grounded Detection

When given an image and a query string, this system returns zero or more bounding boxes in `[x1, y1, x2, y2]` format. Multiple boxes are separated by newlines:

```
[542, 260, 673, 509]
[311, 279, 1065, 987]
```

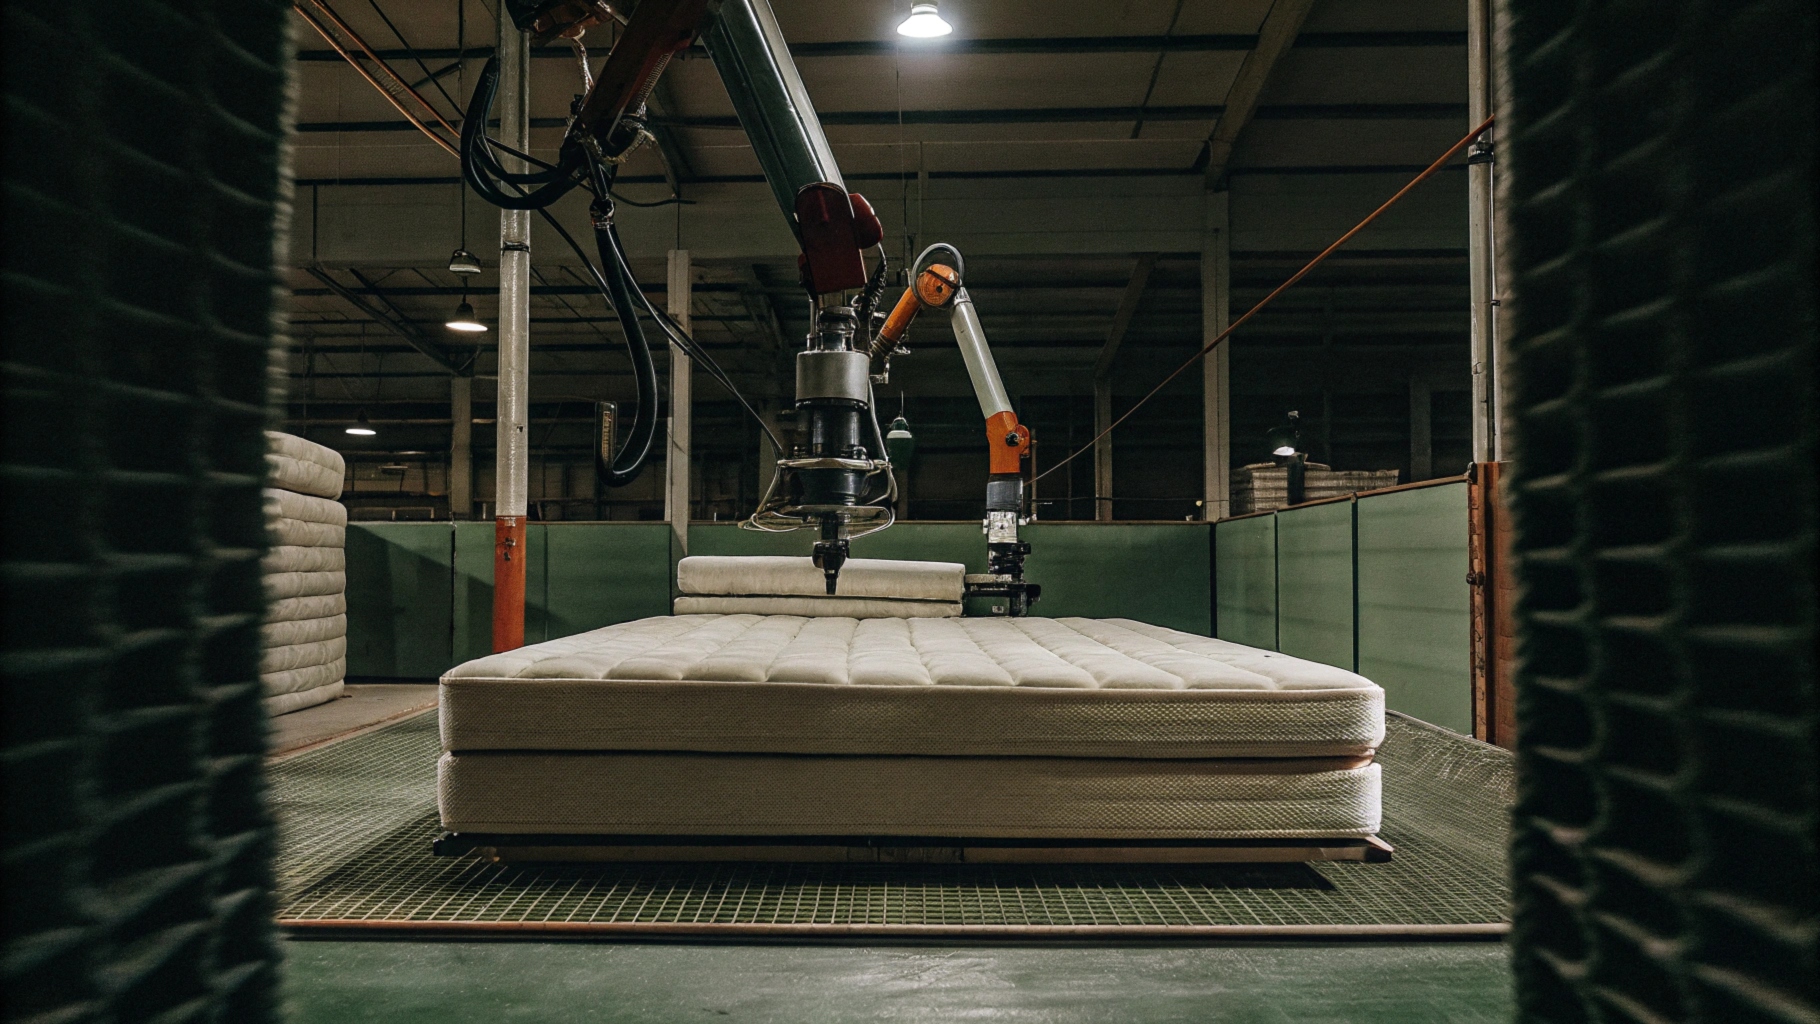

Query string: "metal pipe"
[1466, 0, 1498, 463]
[493, 15, 530, 652]
[699, 0, 844, 229]
[949, 289, 1013, 420]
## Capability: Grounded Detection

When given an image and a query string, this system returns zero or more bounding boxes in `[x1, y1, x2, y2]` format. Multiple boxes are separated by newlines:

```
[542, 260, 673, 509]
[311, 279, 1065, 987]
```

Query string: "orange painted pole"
[493, 516, 526, 652]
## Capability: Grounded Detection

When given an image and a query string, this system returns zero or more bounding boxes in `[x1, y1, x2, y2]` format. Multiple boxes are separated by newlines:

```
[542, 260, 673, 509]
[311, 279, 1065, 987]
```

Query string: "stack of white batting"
[262, 431, 349, 716]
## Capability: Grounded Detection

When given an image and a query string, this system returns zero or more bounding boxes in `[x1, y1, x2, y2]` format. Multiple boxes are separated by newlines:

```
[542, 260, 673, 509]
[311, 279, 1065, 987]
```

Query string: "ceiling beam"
[292, 103, 1464, 134]
[1202, 0, 1320, 189]
[303, 267, 473, 375]
[1093, 254, 1159, 380]
[293, 163, 1473, 188]
[289, 32, 1465, 63]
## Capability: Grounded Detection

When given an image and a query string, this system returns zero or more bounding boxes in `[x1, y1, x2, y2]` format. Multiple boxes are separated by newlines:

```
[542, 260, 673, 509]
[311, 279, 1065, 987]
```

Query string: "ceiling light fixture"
[445, 299, 487, 333]
[897, 2, 952, 38]
[448, 248, 482, 275]
[345, 411, 377, 436]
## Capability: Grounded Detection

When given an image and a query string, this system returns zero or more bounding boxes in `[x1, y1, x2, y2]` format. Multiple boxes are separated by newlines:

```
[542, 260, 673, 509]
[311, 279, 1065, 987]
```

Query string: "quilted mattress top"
[441, 614, 1386, 758]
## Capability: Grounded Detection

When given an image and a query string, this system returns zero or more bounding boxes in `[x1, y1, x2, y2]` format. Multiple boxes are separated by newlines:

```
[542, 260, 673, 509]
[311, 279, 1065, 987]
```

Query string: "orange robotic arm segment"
[987, 410, 1031, 475]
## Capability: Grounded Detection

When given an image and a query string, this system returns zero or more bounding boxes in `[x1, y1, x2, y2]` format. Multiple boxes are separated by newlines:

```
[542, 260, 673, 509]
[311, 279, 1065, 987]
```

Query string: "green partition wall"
[1355, 482, 1471, 733]
[452, 521, 495, 665]
[351, 521, 1221, 676]
[1275, 500, 1356, 671]
[545, 523, 673, 639]
[345, 524, 454, 678]
[1214, 514, 1278, 650]
[1207, 481, 1475, 731]
[1023, 523, 1210, 634]
[347, 509, 1469, 726]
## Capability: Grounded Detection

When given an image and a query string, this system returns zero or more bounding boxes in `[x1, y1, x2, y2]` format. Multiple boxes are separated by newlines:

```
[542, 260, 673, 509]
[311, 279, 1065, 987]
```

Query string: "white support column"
[1093, 380, 1113, 522]
[449, 376, 472, 518]
[491, 15, 530, 651]
[1202, 190, 1232, 521]
[1468, 0, 1500, 463]
[666, 249, 692, 554]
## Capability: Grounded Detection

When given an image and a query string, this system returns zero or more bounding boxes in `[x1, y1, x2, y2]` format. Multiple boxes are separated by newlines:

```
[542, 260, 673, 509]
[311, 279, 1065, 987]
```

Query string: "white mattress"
[267, 592, 347, 624]
[263, 656, 346, 697]
[438, 752, 1382, 839]
[262, 545, 345, 575]
[260, 635, 347, 675]
[270, 517, 345, 549]
[264, 570, 346, 601]
[441, 615, 1384, 758]
[265, 431, 345, 499]
[261, 613, 346, 649]
[264, 487, 347, 527]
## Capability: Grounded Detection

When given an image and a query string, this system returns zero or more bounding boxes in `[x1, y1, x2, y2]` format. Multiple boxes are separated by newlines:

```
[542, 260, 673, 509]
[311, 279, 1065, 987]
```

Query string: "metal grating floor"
[271, 712, 1512, 933]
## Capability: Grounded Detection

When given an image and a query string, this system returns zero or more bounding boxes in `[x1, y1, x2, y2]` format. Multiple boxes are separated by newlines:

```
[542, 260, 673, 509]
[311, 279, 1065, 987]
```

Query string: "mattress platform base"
[432, 832, 1394, 864]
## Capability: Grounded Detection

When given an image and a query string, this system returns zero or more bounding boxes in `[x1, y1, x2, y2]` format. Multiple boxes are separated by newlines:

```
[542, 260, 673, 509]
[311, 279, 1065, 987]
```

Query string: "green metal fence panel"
[851, 523, 987, 570]
[452, 522, 494, 666]
[687, 522, 988, 568]
[1215, 515, 1278, 650]
[685, 523, 807, 557]
[1356, 482, 1471, 732]
[345, 523, 454, 679]
[1023, 524, 1211, 634]
[545, 524, 674, 639]
[524, 524, 551, 645]
[1275, 501, 1357, 670]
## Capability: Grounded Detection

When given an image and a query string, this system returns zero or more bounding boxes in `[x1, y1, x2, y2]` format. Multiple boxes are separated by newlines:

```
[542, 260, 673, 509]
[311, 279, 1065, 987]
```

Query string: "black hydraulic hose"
[587, 204, 659, 487]
[460, 57, 584, 209]
[591, 206, 787, 457]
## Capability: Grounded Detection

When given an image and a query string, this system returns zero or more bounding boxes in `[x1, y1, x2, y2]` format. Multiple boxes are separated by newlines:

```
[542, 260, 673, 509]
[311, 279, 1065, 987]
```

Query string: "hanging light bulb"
[897, 2, 952, 38]
[345, 411, 377, 436]
[445, 299, 487, 333]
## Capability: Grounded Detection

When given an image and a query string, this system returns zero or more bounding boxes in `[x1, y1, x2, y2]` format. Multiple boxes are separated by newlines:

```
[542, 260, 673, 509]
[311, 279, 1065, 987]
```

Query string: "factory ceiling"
[283, 0, 1475, 505]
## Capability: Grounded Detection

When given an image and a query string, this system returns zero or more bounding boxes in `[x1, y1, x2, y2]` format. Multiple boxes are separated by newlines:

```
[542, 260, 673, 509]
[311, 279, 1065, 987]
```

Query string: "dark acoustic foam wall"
[3, 0, 295, 1019]
[1500, 1, 1817, 1022]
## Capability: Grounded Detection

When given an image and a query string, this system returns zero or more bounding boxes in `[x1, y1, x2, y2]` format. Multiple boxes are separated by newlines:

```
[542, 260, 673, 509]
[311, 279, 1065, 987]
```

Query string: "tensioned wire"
[1032, 114, 1498, 485]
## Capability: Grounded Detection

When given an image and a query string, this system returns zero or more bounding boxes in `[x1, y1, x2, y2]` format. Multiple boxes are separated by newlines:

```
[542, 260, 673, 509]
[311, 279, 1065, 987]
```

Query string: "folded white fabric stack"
[262, 431, 348, 715]
[673, 556, 965, 618]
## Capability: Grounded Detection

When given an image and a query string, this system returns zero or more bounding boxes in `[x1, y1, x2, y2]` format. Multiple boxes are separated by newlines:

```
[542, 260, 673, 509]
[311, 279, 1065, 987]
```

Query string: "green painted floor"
[282, 939, 1512, 1023]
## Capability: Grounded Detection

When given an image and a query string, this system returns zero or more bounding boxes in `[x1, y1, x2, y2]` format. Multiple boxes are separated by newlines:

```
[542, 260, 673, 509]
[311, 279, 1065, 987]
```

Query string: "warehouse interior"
[3, 0, 1814, 1022]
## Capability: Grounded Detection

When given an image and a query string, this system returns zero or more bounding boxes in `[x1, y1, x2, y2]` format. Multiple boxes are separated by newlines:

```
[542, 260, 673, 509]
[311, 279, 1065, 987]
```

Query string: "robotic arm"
[471, 0, 1036, 611]
[868, 246, 1041, 615]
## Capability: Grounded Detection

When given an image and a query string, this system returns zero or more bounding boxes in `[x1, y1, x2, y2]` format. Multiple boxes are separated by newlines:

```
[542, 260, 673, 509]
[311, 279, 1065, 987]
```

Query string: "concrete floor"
[269, 683, 439, 757]
[282, 939, 1512, 1023]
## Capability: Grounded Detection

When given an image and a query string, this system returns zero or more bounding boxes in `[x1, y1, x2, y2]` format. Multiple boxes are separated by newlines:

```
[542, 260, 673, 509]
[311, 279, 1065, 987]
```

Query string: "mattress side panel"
[439, 678, 1385, 758]
[437, 753, 1381, 839]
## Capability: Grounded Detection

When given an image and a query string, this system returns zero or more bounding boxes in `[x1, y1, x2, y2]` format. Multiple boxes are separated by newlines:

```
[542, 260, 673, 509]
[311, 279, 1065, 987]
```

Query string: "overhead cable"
[1033, 114, 1498, 485]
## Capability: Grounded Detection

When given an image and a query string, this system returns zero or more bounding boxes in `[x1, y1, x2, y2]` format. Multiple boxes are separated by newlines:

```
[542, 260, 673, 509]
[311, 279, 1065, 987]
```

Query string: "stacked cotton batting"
[262, 431, 348, 716]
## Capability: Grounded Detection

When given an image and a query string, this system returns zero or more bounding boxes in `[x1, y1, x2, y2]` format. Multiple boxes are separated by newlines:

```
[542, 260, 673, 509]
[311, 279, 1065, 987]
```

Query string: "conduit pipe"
[493, 15, 531, 652]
